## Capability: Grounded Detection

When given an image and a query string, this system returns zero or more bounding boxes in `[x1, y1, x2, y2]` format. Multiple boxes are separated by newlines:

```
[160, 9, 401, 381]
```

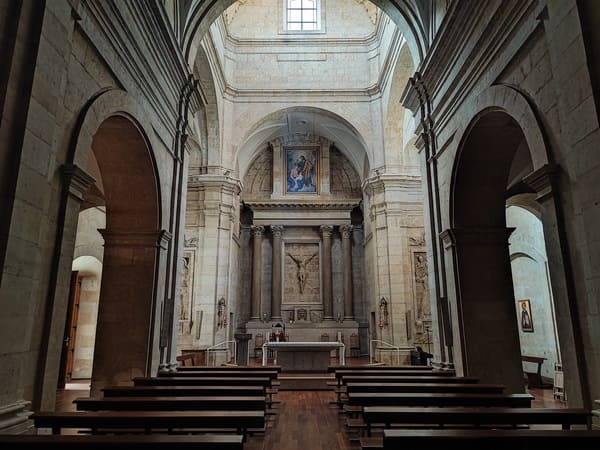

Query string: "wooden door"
[58, 271, 81, 388]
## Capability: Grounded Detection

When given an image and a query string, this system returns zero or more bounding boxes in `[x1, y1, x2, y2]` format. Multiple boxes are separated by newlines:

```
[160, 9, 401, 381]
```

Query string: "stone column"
[250, 225, 265, 320]
[320, 225, 334, 320]
[270, 225, 284, 320]
[340, 225, 354, 320]
[92, 230, 168, 396]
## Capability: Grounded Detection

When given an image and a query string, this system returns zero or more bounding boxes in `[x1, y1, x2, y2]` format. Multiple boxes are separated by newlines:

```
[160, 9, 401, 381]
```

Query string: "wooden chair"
[254, 333, 264, 359]
[350, 333, 360, 358]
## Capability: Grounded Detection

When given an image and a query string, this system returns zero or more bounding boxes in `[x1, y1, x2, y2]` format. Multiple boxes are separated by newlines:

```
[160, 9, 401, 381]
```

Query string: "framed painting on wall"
[285, 147, 318, 194]
[518, 299, 534, 332]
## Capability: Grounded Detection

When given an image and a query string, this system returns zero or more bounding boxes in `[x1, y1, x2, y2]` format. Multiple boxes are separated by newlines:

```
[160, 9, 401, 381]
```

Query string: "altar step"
[278, 374, 334, 390]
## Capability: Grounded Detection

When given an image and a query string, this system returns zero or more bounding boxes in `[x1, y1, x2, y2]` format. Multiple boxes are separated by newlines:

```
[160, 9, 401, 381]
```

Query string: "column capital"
[440, 227, 515, 248]
[62, 163, 96, 201]
[270, 225, 284, 236]
[339, 224, 353, 239]
[522, 163, 557, 202]
[320, 224, 334, 237]
[251, 225, 265, 236]
[99, 229, 171, 248]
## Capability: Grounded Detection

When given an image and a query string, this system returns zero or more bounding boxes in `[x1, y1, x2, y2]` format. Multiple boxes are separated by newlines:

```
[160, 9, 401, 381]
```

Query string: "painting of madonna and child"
[286, 148, 318, 194]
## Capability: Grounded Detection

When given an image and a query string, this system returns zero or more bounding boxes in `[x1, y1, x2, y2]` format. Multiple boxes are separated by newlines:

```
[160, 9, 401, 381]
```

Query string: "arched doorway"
[450, 110, 532, 394]
[86, 116, 161, 394]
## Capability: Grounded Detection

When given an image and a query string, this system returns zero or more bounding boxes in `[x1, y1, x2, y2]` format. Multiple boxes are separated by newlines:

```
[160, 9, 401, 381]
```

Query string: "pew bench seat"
[0, 434, 243, 449]
[383, 428, 600, 450]
[31, 410, 265, 442]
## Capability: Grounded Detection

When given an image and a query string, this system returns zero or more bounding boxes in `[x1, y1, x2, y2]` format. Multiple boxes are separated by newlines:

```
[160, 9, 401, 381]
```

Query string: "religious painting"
[518, 299, 534, 332]
[285, 147, 318, 194]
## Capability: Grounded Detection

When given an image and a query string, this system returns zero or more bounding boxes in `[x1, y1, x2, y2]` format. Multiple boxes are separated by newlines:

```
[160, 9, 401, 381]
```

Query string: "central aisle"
[252, 390, 350, 450]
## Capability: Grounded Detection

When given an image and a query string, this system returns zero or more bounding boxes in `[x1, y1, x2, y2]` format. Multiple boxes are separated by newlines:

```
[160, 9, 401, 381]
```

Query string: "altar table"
[262, 341, 345, 371]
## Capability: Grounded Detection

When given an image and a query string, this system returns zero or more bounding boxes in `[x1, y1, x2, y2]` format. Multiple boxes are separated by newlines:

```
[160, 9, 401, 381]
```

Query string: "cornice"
[361, 173, 423, 195]
[220, 8, 387, 49]
[401, 0, 539, 133]
[188, 174, 243, 195]
[200, 14, 403, 102]
[80, 0, 196, 139]
[244, 200, 361, 210]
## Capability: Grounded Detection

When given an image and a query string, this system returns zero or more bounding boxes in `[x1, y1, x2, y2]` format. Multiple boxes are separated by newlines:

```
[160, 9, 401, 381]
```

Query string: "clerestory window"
[286, 0, 321, 32]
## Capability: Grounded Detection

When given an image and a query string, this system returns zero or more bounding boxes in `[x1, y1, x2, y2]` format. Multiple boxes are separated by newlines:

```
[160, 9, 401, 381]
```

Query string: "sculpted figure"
[287, 252, 317, 294]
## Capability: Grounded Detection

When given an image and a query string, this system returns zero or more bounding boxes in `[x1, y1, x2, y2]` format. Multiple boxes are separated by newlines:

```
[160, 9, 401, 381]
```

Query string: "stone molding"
[522, 163, 557, 202]
[245, 201, 360, 210]
[79, 1, 198, 139]
[61, 164, 96, 201]
[203, 14, 403, 101]
[99, 229, 172, 248]
[188, 174, 243, 196]
[440, 227, 516, 248]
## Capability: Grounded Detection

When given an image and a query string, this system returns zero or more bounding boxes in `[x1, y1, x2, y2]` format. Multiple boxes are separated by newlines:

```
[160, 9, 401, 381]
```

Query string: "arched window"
[285, 0, 321, 31]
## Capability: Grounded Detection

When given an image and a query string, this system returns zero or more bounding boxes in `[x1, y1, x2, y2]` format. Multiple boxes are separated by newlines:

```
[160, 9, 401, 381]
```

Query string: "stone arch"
[449, 108, 530, 394]
[69, 89, 164, 394]
[235, 106, 370, 182]
[446, 84, 586, 405]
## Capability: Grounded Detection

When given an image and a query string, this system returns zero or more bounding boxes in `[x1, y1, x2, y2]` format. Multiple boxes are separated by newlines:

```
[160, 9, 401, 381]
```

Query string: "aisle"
[257, 390, 350, 450]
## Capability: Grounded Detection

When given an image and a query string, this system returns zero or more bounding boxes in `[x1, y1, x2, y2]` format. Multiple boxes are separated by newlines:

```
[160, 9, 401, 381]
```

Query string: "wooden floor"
[54, 360, 566, 450]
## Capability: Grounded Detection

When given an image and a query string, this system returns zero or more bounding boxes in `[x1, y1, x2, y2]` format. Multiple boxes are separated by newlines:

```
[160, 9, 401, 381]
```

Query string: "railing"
[369, 340, 415, 366]
[205, 340, 237, 367]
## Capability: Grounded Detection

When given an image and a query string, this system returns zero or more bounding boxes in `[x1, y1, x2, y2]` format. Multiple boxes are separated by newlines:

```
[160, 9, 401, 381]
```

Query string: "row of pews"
[0, 365, 281, 449]
[328, 364, 600, 450]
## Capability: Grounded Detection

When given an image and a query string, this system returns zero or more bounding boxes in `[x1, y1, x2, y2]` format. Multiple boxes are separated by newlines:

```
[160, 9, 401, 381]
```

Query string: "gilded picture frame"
[285, 147, 318, 194]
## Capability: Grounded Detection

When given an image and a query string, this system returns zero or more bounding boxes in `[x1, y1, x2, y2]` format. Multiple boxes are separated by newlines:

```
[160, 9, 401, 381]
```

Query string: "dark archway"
[89, 115, 161, 394]
[450, 110, 531, 394]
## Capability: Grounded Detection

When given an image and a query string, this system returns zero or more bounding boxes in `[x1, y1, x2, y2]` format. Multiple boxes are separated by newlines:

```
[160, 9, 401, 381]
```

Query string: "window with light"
[286, 0, 320, 31]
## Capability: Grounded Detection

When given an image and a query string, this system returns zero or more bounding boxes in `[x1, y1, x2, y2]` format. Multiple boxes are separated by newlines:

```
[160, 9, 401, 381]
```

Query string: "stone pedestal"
[234, 333, 253, 366]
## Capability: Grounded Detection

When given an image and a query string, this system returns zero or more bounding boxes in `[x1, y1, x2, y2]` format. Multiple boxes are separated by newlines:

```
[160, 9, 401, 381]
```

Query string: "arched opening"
[85, 115, 160, 394]
[451, 110, 533, 393]
[506, 203, 562, 393]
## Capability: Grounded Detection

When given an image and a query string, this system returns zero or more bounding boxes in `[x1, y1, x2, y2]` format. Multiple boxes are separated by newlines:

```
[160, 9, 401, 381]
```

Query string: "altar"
[262, 341, 345, 371]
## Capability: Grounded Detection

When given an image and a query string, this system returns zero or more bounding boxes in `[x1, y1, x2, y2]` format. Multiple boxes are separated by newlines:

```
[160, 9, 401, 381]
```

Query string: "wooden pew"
[31, 410, 265, 441]
[346, 382, 505, 395]
[347, 392, 534, 408]
[382, 429, 600, 450]
[176, 365, 282, 372]
[0, 434, 243, 449]
[158, 370, 279, 380]
[334, 375, 479, 406]
[133, 376, 272, 388]
[521, 355, 552, 388]
[334, 370, 457, 386]
[74, 396, 266, 411]
[362, 407, 592, 437]
[328, 365, 433, 372]
[102, 385, 266, 397]
[340, 375, 479, 385]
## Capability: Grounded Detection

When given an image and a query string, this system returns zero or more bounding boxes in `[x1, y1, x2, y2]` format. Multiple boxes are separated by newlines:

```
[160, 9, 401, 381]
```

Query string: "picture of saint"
[286, 148, 317, 193]
[518, 299, 534, 332]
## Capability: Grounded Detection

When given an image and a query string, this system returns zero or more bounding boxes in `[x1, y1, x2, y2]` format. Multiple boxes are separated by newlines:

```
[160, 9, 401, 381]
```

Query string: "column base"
[0, 401, 33, 434]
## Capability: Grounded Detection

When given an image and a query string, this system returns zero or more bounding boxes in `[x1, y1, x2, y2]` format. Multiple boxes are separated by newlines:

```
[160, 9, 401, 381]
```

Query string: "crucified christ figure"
[286, 252, 317, 294]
